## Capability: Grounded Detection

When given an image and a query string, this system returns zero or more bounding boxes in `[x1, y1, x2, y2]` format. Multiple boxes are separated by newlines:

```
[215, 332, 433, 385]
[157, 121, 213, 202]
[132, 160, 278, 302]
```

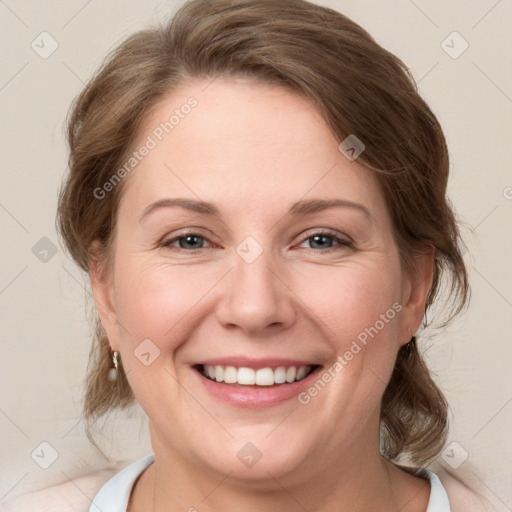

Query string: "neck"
[129, 422, 430, 512]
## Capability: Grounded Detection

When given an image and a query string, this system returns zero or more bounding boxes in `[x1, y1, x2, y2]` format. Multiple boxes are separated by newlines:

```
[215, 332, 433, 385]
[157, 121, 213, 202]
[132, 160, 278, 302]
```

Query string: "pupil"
[311, 235, 331, 249]
[182, 235, 202, 249]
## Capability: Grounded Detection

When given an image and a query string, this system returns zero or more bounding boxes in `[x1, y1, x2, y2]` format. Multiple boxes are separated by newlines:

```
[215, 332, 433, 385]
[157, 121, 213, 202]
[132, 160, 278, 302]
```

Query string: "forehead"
[119, 77, 386, 223]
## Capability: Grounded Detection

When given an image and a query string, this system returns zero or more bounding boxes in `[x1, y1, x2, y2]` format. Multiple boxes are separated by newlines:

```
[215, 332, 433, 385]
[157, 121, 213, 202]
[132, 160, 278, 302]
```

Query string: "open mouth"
[193, 364, 321, 387]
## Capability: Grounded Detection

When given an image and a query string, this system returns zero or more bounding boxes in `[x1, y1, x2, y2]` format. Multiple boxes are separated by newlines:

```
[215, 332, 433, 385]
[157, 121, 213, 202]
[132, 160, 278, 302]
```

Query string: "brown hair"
[57, 0, 469, 467]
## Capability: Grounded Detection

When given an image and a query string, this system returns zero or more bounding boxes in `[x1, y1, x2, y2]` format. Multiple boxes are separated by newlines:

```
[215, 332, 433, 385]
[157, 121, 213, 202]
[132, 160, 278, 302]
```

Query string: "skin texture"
[91, 77, 434, 511]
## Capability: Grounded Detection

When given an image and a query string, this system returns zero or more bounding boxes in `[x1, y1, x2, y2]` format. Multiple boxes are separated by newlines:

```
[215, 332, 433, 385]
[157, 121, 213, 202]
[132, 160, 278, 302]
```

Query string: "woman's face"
[92, 77, 431, 482]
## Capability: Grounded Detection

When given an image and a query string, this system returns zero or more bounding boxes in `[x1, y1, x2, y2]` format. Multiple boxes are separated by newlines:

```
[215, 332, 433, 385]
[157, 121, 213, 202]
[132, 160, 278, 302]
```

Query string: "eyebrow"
[138, 197, 373, 222]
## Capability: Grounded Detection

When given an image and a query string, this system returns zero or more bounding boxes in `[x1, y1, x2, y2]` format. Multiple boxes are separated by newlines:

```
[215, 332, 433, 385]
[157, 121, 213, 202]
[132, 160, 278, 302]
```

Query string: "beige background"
[0, 0, 511, 508]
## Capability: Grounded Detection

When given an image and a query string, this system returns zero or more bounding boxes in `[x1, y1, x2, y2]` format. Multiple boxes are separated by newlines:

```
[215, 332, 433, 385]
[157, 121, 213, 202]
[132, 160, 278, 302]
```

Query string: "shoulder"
[427, 461, 497, 512]
[1, 466, 119, 512]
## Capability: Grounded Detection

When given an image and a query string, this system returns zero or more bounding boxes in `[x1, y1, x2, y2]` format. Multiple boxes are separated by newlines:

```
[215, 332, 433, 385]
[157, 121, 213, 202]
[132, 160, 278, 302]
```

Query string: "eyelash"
[159, 229, 353, 254]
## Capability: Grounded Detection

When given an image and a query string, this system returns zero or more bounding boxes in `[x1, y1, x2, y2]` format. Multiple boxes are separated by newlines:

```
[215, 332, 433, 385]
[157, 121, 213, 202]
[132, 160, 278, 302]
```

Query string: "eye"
[160, 232, 213, 252]
[297, 230, 353, 251]
[159, 229, 353, 254]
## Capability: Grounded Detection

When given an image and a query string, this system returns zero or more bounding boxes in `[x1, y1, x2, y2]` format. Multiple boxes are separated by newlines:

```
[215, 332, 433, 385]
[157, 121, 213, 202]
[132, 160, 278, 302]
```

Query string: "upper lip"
[193, 357, 321, 370]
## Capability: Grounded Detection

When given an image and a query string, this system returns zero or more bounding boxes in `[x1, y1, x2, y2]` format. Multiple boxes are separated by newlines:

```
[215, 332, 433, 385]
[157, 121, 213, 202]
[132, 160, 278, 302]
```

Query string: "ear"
[88, 241, 119, 351]
[398, 244, 435, 346]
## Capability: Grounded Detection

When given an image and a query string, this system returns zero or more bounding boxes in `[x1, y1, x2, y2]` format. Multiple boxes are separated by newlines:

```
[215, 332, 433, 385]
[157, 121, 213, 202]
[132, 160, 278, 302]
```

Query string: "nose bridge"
[216, 236, 296, 333]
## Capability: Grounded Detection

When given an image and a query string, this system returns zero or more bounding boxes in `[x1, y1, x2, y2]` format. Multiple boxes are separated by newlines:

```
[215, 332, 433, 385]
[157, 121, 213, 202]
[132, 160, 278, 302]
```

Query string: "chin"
[192, 431, 311, 484]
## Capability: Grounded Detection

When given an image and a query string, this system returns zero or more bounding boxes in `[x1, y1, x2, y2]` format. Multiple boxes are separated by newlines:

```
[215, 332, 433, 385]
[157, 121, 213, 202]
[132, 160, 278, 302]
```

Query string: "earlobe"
[399, 245, 435, 345]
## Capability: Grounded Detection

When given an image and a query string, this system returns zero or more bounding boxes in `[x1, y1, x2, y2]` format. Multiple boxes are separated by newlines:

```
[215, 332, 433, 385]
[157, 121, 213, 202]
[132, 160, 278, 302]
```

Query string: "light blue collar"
[423, 467, 452, 511]
[89, 454, 155, 512]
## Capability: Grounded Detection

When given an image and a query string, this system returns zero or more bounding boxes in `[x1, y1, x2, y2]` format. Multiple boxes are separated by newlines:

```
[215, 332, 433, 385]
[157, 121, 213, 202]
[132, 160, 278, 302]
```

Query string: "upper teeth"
[202, 365, 312, 386]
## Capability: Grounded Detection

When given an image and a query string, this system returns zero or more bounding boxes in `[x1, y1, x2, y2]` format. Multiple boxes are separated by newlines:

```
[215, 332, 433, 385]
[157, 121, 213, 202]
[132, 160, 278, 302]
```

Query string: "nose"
[215, 245, 297, 336]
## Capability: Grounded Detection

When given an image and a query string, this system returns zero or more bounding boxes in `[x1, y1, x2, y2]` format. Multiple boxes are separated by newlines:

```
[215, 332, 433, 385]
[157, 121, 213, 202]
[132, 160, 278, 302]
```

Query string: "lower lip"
[192, 366, 322, 408]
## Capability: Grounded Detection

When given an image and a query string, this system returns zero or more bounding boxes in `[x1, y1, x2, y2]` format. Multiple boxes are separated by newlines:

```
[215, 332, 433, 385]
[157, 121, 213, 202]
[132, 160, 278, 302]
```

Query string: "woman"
[51, 0, 489, 510]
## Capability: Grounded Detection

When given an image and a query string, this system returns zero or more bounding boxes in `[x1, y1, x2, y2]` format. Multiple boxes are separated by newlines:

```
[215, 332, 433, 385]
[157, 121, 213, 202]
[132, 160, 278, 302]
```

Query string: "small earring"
[405, 335, 417, 353]
[107, 350, 119, 382]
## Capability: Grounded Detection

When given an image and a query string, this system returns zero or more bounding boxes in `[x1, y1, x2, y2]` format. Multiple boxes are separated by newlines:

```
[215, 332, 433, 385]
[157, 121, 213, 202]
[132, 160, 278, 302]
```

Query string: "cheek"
[114, 276, 170, 343]
[112, 257, 219, 347]
[290, 263, 402, 424]
[110, 260, 209, 410]
[308, 261, 400, 328]
[298, 260, 402, 368]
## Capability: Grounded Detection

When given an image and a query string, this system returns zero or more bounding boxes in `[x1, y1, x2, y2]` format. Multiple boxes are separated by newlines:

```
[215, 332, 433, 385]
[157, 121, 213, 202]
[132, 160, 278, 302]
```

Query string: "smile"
[191, 360, 323, 408]
[197, 364, 318, 386]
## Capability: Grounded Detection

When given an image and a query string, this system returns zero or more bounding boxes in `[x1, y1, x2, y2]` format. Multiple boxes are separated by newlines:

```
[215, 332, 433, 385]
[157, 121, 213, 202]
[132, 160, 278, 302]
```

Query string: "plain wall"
[1, 0, 511, 508]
